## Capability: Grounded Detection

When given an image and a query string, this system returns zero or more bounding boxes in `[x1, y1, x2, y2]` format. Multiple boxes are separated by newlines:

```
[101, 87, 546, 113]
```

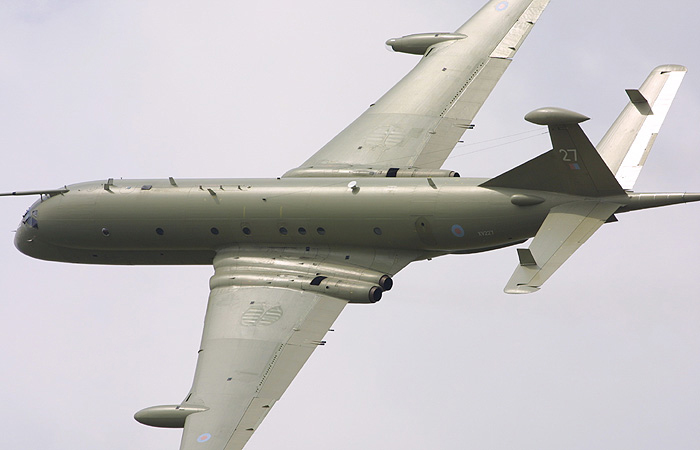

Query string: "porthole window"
[156, 228, 164, 235]
[279, 227, 288, 235]
[101, 228, 110, 236]
[316, 227, 326, 235]
[242, 227, 251, 235]
[210, 227, 219, 235]
[298, 227, 307, 235]
[373, 227, 382, 235]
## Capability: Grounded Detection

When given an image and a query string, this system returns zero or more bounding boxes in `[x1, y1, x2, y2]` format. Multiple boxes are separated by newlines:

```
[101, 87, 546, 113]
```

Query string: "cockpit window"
[21, 198, 42, 229]
[22, 211, 38, 228]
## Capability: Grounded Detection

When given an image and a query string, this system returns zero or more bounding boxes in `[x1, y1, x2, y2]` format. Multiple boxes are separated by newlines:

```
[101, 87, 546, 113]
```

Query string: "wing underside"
[141, 2, 556, 447]
[179, 286, 345, 450]
[176, 246, 414, 450]
[284, 0, 550, 177]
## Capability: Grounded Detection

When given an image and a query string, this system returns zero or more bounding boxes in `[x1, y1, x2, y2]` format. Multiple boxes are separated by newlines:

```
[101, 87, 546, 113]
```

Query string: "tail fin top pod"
[480, 107, 625, 197]
[597, 65, 687, 190]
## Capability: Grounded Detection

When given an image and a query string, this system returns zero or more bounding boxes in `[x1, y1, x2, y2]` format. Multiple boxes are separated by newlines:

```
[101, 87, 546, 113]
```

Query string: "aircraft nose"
[14, 222, 39, 257]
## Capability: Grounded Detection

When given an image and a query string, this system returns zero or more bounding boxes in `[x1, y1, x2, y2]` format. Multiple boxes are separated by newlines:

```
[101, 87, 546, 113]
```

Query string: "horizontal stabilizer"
[598, 65, 687, 190]
[505, 201, 622, 294]
[481, 107, 625, 197]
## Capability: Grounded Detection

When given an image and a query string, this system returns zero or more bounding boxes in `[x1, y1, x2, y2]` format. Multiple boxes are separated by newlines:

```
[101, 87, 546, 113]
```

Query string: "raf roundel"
[451, 224, 465, 237]
[197, 433, 212, 443]
[496, 1, 509, 11]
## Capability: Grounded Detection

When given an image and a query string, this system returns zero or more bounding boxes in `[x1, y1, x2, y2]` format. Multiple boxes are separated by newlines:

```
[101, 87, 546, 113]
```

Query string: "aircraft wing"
[285, 0, 550, 177]
[504, 201, 622, 294]
[175, 246, 413, 450]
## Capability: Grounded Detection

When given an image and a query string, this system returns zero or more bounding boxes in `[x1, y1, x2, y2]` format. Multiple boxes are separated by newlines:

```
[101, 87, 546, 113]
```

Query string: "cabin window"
[102, 228, 110, 236]
[279, 227, 288, 235]
[316, 227, 326, 235]
[210, 227, 219, 235]
[373, 227, 382, 235]
[156, 228, 164, 235]
[242, 227, 251, 235]
[298, 227, 306, 235]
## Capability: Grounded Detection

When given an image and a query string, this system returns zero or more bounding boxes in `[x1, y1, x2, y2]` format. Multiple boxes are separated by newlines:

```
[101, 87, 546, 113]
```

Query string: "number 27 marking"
[559, 149, 578, 162]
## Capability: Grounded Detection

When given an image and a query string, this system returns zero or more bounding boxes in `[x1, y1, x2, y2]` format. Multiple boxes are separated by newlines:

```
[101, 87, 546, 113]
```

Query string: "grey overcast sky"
[1, 1, 699, 449]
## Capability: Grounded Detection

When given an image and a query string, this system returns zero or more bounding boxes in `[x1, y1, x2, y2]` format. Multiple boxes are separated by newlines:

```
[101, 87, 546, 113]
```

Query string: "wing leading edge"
[285, 0, 550, 177]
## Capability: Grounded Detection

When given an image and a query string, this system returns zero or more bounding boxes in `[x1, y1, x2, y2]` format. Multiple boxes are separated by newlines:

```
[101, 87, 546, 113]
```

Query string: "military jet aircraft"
[2, 0, 698, 449]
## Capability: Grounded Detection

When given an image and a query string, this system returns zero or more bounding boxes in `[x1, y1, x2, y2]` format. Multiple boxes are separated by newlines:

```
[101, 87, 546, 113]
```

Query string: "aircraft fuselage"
[15, 177, 577, 265]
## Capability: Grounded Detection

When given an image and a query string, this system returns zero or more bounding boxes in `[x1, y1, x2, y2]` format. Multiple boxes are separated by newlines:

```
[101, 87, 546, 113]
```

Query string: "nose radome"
[14, 223, 38, 257]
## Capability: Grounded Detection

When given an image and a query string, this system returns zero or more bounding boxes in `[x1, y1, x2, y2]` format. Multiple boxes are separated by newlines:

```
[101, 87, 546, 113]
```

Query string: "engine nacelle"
[210, 271, 391, 303]
[307, 276, 383, 303]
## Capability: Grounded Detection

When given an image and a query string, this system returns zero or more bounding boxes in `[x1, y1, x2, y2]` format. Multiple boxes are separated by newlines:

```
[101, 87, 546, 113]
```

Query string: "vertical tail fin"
[480, 107, 625, 197]
[597, 65, 687, 190]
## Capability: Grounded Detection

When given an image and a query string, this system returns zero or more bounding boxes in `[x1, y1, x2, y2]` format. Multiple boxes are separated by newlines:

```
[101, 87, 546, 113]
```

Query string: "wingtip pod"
[385, 33, 466, 55]
[524, 107, 590, 126]
[134, 405, 208, 428]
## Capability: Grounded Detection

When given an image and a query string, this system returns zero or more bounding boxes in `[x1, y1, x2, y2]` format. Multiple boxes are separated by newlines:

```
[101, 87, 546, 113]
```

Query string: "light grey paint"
[297, 0, 549, 172]
[1, 1, 700, 450]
